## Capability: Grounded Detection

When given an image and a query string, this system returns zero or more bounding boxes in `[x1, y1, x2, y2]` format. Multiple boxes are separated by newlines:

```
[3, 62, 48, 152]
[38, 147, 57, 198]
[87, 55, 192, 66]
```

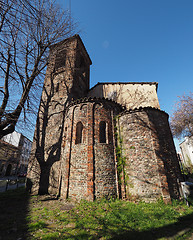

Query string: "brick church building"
[28, 35, 182, 202]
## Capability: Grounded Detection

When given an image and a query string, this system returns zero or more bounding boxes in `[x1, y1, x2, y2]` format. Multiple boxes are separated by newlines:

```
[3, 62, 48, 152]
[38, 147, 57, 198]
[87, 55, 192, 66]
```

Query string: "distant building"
[0, 131, 32, 177]
[0, 140, 19, 176]
[180, 137, 193, 168]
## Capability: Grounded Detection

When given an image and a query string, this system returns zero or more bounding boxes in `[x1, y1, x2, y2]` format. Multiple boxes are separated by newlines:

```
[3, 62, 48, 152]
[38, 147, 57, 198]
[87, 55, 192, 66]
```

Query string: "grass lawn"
[1, 188, 193, 239]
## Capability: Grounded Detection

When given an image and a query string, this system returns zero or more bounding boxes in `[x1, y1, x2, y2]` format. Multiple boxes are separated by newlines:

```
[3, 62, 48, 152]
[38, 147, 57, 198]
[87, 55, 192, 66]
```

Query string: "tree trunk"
[38, 164, 51, 195]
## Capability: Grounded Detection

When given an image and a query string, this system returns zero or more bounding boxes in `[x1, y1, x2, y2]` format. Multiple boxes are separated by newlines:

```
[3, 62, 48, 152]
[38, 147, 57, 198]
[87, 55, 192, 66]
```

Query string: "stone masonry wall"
[60, 98, 121, 201]
[119, 108, 182, 202]
[119, 110, 163, 201]
[93, 103, 118, 199]
[28, 36, 91, 195]
[61, 104, 89, 200]
[146, 109, 183, 200]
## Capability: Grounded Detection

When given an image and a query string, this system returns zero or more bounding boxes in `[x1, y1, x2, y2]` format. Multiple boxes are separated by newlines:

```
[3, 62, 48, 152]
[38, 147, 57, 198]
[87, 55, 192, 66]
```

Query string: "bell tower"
[38, 35, 92, 153]
[45, 34, 92, 102]
[28, 35, 92, 195]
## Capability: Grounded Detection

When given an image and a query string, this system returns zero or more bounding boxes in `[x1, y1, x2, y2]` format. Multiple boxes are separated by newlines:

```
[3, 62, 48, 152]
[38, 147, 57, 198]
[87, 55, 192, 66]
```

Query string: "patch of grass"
[28, 220, 47, 231]
[1, 189, 193, 239]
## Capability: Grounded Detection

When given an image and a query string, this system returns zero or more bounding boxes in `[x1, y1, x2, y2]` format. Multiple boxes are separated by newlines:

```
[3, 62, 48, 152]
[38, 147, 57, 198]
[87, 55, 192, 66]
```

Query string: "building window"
[55, 82, 59, 92]
[55, 49, 66, 70]
[75, 122, 83, 144]
[99, 121, 107, 143]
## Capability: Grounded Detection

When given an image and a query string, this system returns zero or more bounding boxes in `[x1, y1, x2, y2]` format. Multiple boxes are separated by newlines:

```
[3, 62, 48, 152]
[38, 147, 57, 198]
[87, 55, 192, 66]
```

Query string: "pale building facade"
[180, 137, 193, 167]
[1, 131, 32, 176]
[88, 82, 160, 110]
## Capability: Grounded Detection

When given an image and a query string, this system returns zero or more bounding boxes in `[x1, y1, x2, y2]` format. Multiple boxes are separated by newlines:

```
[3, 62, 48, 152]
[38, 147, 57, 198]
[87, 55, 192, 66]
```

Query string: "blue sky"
[59, 0, 193, 149]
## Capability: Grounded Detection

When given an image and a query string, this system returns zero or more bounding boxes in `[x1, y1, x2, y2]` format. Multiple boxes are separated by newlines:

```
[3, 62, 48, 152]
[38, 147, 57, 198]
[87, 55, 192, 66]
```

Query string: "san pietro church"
[28, 35, 182, 202]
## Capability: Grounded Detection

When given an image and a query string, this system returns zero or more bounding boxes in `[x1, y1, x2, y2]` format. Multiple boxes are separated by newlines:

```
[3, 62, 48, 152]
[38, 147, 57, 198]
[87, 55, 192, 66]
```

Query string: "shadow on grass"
[40, 196, 58, 202]
[60, 207, 193, 240]
[57, 212, 193, 240]
[1, 189, 193, 240]
[0, 187, 30, 240]
[109, 212, 193, 240]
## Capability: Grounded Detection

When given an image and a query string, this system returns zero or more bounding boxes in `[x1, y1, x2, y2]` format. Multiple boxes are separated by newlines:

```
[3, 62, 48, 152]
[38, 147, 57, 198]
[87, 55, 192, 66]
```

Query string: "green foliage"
[181, 156, 193, 179]
[40, 232, 61, 240]
[28, 220, 47, 231]
[114, 117, 128, 189]
[185, 156, 193, 174]
[1, 189, 193, 239]
[130, 146, 135, 149]
[29, 198, 193, 239]
[115, 130, 127, 186]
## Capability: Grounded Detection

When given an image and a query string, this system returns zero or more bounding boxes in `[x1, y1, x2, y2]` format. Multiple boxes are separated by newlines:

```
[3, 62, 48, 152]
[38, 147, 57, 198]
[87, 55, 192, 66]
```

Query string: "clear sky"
[59, 0, 193, 150]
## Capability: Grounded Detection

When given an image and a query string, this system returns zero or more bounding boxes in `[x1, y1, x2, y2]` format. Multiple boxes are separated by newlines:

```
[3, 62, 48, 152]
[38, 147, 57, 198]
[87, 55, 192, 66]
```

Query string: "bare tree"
[170, 92, 193, 138]
[0, 0, 75, 139]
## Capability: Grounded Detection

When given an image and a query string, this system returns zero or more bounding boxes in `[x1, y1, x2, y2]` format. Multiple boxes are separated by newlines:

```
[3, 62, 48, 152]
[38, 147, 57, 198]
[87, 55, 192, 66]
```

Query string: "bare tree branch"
[0, 0, 76, 139]
[170, 92, 193, 138]
[0, 49, 11, 119]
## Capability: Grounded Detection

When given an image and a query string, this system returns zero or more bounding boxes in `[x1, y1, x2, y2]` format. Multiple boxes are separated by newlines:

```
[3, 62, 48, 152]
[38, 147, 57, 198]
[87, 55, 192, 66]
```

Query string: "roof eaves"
[89, 82, 158, 92]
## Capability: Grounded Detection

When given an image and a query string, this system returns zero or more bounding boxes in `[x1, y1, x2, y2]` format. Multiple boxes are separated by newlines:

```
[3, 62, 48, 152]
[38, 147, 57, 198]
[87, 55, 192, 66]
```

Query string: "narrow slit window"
[99, 121, 106, 143]
[75, 122, 83, 144]
[55, 82, 59, 92]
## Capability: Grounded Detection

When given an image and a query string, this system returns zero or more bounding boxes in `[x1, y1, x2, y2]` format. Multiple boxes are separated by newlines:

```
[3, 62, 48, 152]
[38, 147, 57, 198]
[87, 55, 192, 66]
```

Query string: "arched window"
[75, 122, 83, 144]
[99, 121, 107, 143]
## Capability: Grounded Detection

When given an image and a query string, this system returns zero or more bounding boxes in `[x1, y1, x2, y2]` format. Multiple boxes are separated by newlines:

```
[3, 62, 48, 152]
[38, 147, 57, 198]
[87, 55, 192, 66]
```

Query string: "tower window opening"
[99, 121, 107, 143]
[55, 50, 66, 70]
[75, 122, 83, 144]
[56, 82, 59, 92]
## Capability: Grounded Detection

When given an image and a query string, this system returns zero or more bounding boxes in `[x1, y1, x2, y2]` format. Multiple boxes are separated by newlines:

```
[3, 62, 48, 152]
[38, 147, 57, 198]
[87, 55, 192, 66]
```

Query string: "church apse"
[27, 35, 182, 202]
